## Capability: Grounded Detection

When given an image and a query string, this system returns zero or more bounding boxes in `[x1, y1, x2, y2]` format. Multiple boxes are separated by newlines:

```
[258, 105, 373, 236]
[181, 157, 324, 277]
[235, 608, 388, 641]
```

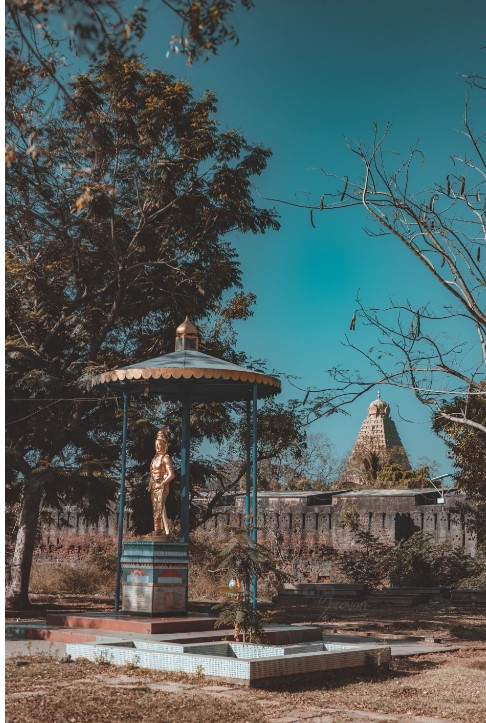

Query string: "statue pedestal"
[121, 540, 189, 616]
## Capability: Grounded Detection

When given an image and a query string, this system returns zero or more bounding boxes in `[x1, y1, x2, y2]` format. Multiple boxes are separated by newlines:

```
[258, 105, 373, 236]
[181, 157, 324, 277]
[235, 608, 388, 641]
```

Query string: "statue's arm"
[148, 460, 155, 491]
[163, 454, 175, 485]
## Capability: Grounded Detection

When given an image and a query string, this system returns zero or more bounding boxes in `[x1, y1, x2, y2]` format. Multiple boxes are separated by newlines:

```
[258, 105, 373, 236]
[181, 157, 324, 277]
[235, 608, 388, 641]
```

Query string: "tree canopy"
[5, 52, 280, 606]
[433, 385, 486, 534]
[6, 0, 254, 95]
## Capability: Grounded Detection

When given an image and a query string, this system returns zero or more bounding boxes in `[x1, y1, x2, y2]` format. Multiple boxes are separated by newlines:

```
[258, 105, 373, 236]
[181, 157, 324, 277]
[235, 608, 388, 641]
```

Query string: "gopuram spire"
[344, 392, 411, 485]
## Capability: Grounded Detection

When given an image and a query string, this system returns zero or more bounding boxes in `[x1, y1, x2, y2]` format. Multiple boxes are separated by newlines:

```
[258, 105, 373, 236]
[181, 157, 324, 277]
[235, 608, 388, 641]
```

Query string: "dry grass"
[6, 644, 486, 722]
[30, 560, 115, 596]
[5, 655, 261, 723]
[29, 547, 117, 597]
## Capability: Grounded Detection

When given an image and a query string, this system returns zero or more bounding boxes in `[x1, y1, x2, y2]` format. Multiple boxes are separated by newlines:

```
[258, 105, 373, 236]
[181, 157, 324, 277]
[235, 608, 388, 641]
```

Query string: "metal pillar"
[180, 397, 191, 545]
[251, 382, 258, 611]
[114, 392, 129, 613]
[245, 399, 251, 543]
[245, 398, 251, 603]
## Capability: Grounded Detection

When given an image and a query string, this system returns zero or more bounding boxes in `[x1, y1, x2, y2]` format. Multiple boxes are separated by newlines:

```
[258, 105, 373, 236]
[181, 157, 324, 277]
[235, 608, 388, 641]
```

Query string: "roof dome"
[176, 316, 198, 336]
[368, 391, 389, 417]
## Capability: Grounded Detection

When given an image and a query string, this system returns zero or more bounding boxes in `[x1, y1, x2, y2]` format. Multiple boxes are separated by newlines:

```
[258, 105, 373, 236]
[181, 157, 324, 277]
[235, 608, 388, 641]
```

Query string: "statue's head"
[155, 428, 169, 453]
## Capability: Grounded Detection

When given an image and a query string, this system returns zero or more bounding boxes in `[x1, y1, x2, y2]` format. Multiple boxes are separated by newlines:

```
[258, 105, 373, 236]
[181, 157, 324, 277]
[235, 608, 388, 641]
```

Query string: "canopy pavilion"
[91, 318, 281, 612]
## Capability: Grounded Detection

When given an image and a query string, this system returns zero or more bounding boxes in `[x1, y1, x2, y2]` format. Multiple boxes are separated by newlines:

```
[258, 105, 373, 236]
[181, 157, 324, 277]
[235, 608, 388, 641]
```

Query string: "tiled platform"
[66, 638, 391, 686]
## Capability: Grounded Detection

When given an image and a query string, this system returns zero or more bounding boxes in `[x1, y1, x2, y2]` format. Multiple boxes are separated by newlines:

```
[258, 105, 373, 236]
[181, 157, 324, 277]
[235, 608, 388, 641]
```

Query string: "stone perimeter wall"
[200, 492, 476, 581]
[36, 491, 476, 582]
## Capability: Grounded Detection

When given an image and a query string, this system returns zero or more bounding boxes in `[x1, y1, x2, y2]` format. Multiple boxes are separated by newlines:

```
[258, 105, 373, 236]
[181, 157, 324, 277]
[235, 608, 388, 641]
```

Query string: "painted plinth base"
[121, 540, 189, 616]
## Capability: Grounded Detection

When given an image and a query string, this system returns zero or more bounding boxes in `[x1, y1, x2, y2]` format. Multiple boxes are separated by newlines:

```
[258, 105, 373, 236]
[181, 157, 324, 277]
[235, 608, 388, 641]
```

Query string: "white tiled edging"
[66, 640, 391, 686]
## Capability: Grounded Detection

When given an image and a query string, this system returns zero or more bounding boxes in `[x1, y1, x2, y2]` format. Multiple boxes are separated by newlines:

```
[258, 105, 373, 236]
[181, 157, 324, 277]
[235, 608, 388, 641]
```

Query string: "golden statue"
[148, 428, 175, 536]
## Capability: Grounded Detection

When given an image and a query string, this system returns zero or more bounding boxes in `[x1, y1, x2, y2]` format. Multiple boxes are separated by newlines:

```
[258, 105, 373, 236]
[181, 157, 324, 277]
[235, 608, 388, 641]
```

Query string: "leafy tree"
[6, 0, 255, 97]
[338, 503, 360, 531]
[376, 463, 431, 489]
[186, 398, 308, 526]
[275, 432, 337, 490]
[5, 53, 279, 607]
[433, 386, 486, 535]
[387, 532, 482, 588]
[335, 530, 391, 589]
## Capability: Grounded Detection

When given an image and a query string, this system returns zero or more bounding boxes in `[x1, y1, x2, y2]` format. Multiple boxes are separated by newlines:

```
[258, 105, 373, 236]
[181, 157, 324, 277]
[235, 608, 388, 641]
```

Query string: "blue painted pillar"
[245, 398, 251, 603]
[251, 382, 258, 611]
[115, 392, 129, 613]
[180, 398, 191, 545]
[245, 399, 251, 543]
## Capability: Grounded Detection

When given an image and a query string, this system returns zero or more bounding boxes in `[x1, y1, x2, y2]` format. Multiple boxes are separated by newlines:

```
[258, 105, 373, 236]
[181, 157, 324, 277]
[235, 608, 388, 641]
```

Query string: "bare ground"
[6, 642, 486, 722]
[5, 598, 486, 722]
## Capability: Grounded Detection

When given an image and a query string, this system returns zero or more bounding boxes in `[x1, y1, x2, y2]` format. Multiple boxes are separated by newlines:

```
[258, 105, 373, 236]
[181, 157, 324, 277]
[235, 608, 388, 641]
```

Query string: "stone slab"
[5, 640, 67, 657]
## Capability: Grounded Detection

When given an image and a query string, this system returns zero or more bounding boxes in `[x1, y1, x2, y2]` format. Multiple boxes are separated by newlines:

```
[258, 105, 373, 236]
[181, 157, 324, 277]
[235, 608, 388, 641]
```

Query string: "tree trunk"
[6, 483, 43, 609]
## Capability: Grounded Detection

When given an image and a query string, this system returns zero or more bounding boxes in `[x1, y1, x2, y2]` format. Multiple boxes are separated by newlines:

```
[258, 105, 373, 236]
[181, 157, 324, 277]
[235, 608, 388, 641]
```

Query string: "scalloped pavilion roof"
[91, 349, 281, 402]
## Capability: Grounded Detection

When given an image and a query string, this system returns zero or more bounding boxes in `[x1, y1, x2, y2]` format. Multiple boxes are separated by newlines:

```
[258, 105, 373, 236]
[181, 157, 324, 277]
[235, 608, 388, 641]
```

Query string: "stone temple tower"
[344, 392, 411, 485]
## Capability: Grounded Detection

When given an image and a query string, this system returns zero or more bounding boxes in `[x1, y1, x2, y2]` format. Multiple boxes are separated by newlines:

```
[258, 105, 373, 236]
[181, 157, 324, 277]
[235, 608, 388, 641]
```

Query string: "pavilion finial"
[175, 316, 199, 351]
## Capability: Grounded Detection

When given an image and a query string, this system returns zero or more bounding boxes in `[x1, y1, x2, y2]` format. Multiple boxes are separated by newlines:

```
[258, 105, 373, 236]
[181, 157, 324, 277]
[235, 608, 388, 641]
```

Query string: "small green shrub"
[387, 532, 482, 588]
[335, 531, 391, 589]
[212, 531, 285, 640]
[457, 570, 486, 590]
[339, 504, 360, 531]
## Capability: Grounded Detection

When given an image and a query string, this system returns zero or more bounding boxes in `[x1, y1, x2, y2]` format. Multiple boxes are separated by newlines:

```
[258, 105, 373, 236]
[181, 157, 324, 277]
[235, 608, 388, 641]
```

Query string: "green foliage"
[214, 531, 286, 585]
[212, 531, 286, 641]
[457, 571, 486, 591]
[5, 52, 282, 602]
[338, 504, 360, 531]
[335, 531, 391, 589]
[387, 532, 483, 588]
[6, 0, 255, 87]
[433, 387, 486, 537]
[335, 528, 485, 589]
[376, 464, 431, 489]
[213, 598, 266, 643]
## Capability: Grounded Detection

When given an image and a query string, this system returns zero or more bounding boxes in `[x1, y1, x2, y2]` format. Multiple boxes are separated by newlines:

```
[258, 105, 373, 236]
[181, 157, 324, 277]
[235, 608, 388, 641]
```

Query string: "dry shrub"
[29, 561, 64, 594]
[188, 528, 224, 600]
[30, 545, 117, 596]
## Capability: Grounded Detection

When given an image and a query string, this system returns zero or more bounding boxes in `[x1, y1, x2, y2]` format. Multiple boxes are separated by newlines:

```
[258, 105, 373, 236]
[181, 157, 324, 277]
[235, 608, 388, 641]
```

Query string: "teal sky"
[143, 0, 484, 472]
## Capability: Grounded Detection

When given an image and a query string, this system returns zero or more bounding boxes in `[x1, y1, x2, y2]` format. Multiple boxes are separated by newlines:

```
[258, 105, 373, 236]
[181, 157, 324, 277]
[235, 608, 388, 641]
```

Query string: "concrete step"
[6, 620, 322, 646]
[45, 613, 218, 635]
